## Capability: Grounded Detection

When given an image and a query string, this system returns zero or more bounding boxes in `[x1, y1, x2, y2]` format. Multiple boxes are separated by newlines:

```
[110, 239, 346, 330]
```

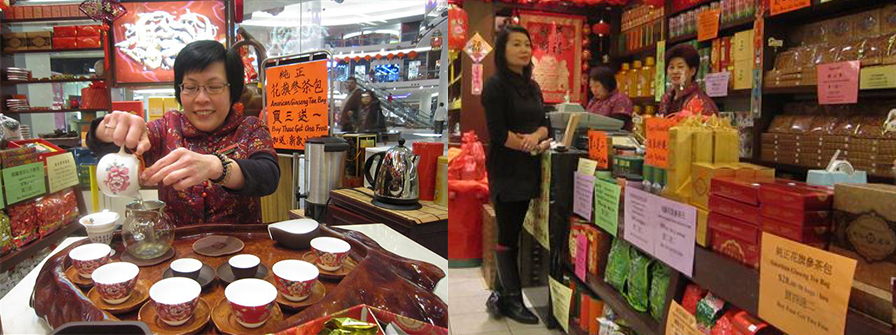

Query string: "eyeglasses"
[179, 83, 230, 96]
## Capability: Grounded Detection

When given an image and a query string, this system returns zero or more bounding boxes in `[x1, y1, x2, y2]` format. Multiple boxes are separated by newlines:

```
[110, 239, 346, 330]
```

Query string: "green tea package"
[604, 238, 631, 292]
[624, 248, 653, 312]
[649, 264, 671, 320]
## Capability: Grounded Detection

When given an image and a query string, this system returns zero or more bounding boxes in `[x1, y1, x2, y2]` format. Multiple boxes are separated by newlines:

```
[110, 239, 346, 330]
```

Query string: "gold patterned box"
[832, 183, 896, 325]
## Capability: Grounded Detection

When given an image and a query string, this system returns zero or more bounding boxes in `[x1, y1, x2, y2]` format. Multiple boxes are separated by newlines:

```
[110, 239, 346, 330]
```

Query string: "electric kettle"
[364, 138, 420, 206]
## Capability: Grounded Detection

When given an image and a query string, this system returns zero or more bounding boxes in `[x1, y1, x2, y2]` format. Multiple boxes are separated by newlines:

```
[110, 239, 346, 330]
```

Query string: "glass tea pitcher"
[122, 200, 174, 259]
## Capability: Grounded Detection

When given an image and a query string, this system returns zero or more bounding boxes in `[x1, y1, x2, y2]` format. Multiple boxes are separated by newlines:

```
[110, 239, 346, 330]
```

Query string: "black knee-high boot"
[486, 248, 539, 324]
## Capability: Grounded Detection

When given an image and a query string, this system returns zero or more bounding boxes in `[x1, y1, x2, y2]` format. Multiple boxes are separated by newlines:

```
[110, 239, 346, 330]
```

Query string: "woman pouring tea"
[88, 40, 280, 226]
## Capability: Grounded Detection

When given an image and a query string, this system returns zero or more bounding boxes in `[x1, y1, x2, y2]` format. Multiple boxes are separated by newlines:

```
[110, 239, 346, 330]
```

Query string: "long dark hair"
[494, 25, 533, 81]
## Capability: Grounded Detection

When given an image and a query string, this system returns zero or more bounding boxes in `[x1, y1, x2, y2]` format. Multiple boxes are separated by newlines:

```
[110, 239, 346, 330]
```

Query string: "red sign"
[112, 1, 227, 84]
[447, 5, 468, 51]
[645, 118, 675, 168]
[265, 60, 329, 151]
[587, 130, 609, 169]
[770, 0, 810, 16]
[520, 11, 585, 104]
[697, 9, 721, 42]
[817, 61, 860, 105]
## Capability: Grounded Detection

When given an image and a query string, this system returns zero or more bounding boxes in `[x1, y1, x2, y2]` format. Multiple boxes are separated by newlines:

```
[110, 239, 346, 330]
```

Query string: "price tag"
[666, 300, 702, 335]
[818, 61, 860, 105]
[588, 130, 609, 169]
[575, 233, 588, 281]
[549, 277, 573, 334]
[770, 0, 810, 16]
[759, 233, 857, 335]
[859, 65, 896, 90]
[705, 72, 730, 97]
[46, 152, 79, 193]
[594, 180, 620, 237]
[645, 118, 674, 168]
[3, 162, 46, 205]
[573, 172, 595, 220]
[697, 9, 721, 42]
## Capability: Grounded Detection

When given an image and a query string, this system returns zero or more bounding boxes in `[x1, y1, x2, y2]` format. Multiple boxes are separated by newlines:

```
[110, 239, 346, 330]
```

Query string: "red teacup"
[272, 260, 319, 301]
[225, 278, 278, 328]
[150, 277, 201, 326]
[310, 237, 350, 271]
[68, 243, 112, 279]
[92, 262, 139, 304]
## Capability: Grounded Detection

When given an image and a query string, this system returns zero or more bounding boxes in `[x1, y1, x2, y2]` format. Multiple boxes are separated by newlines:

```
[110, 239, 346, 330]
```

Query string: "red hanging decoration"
[364, 55, 372, 61]
[447, 4, 468, 52]
[354, 56, 361, 62]
[582, 37, 590, 46]
[592, 22, 611, 36]
[387, 53, 395, 60]
[583, 24, 591, 35]
[344, 56, 351, 63]
[234, 0, 243, 23]
[375, 54, 383, 60]
[79, 0, 127, 73]
[642, 0, 663, 7]
[583, 49, 592, 60]
[397, 52, 405, 59]
[408, 50, 418, 59]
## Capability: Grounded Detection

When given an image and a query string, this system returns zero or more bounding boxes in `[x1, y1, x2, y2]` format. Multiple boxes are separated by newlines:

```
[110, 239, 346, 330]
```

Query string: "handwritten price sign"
[770, 0, 810, 16]
[645, 118, 674, 168]
[265, 59, 329, 151]
[588, 130, 609, 169]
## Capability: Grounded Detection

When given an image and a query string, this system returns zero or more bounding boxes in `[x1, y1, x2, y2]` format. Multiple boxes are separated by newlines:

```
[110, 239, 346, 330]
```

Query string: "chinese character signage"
[759, 233, 856, 335]
[646, 118, 674, 168]
[587, 130, 609, 169]
[770, 0, 810, 16]
[265, 59, 329, 151]
[46, 152, 78, 193]
[817, 61, 859, 105]
[3, 162, 46, 205]
[624, 185, 697, 276]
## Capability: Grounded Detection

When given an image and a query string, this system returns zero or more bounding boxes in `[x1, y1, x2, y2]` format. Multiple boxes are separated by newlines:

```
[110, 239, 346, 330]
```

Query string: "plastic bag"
[0, 212, 13, 256]
[696, 292, 727, 333]
[448, 131, 487, 181]
[649, 264, 671, 321]
[605, 238, 631, 292]
[625, 248, 653, 313]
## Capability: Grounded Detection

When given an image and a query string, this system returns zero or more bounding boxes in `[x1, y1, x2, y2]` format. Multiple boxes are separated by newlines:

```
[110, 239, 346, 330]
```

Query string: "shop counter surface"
[1, 223, 447, 334]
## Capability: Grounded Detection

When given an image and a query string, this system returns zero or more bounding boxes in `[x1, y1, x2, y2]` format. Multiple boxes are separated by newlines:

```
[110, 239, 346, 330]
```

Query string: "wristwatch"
[210, 153, 233, 185]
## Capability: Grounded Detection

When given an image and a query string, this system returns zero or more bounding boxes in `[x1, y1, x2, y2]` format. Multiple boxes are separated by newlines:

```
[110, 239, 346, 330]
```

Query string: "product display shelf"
[0, 221, 80, 273]
[711, 88, 750, 99]
[563, 262, 665, 335]
[1, 78, 101, 85]
[631, 96, 659, 105]
[3, 47, 102, 54]
[618, 45, 657, 59]
[667, 15, 756, 46]
[2, 17, 92, 24]
[1, 108, 106, 114]
[764, 85, 896, 96]
[690, 246, 891, 335]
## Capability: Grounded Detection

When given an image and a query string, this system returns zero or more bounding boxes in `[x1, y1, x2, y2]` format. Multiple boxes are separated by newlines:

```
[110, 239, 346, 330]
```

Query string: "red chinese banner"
[519, 11, 584, 104]
[264, 60, 329, 151]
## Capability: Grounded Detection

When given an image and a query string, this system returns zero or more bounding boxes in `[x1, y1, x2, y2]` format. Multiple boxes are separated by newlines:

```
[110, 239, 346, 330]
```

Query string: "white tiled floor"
[448, 267, 565, 335]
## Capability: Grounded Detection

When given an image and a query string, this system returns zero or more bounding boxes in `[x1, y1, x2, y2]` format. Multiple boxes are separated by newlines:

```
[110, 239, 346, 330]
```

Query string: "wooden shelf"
[2, 78, 101, 85]
[3, 108, 105, 114]
[765, 0, 885, 24]
[565, 264, 660, 335]
[710, 88, 751, 99]
[0, 221, 81, 273]
[764, 85, 896, 97]
[631, 96, 658, 105]
[667, 16, 756, 46]
[616, 45, 656, 59]
[3, 17, 91, 23]
[3, 47, 102, 54]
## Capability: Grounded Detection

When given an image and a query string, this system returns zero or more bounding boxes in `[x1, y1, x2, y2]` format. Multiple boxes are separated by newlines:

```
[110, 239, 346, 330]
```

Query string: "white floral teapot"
[96, 146, 141, 198]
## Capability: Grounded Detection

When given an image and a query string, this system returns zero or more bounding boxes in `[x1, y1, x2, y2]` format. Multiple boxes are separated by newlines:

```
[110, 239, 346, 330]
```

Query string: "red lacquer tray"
[30, 224, 447, 333]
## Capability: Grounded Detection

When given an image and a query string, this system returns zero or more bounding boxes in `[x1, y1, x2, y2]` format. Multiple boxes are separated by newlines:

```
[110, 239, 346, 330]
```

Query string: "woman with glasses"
[87, 40, 279, 226]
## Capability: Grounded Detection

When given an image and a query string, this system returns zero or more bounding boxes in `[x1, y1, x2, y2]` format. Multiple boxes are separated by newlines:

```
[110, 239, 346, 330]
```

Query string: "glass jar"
[122, 200, 174, 259]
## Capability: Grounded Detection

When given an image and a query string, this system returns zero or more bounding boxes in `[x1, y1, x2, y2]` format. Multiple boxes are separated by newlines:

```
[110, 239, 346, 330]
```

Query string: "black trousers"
[434, 121, 445, 134]
[492, 199, 531, 249]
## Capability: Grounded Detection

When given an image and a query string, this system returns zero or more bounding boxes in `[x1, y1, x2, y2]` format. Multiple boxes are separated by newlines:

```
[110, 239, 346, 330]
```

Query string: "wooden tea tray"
[30, 224, 447, 333]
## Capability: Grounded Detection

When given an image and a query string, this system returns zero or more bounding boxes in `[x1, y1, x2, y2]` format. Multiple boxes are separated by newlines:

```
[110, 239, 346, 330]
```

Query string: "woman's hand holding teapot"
[141, 148, 224, 191]
[97, 111, 151, 155]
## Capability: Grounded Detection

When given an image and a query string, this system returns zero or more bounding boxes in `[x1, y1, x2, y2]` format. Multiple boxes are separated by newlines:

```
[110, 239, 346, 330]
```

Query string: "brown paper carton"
[832, 183, 896, 325]
[697, 208, 710, 247]
[690, 163, 736, 210]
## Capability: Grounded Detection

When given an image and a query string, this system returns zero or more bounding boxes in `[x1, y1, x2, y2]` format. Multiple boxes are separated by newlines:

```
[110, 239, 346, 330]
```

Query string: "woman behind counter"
[658, 44, 718, 117]
[586, 66, 634, 130]
[481, 25, 552, 325]
[88, 40, 280, 226]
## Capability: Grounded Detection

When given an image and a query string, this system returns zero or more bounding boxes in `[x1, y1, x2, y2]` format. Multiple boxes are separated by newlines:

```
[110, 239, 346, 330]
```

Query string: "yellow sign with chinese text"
[665, 300, 702, 335]
[265, 59, 329, 151]
[758, 233, 857, 335]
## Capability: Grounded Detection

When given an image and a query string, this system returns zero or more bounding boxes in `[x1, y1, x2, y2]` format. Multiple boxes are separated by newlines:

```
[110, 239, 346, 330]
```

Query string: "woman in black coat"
[481, 25, 552, 324]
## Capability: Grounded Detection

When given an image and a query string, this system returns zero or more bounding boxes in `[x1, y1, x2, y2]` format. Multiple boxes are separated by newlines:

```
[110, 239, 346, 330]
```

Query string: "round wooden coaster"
[87, 279, 151, 315]
[192, 236, 244, 257]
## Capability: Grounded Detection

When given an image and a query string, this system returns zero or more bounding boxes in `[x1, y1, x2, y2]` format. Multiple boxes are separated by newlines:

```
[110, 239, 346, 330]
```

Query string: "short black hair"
[589, 66, 617, 92]
[666, 44, 700, 70]
[173, 40, 244, 106]
[439, 102, 444, 106]
[494, 25, 533, 80]
[346, 77, 357, 82]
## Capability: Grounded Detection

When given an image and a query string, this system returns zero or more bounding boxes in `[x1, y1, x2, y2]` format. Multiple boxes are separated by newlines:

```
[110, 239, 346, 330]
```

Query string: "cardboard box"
[51, 5, 61, 19]
[711, 229, 760, 268]
[53, 26, 78, 38]
[26, 31, 52, 50]
[760, 203, 831, 226]
[832, 183, 896, 325]
[759, 180, 834, 211]
[77, 25, 102, 37]
[709, 212, 760, 240]
[711, 176, 761, 206]
[148, 97, 165, 121]
[733, 59, 753, 90]
[52, 37, 77, 49]
[733, 29, 754, 62]
[697, 207, 710, 247]
[690, 163, 737, 210]
[33, 6, 44, 19]
[76, 36, 101, 49]
[162, 97, 179, 114]
[760, 216, 829, 244]
[3, 33, 29, 52]
[732, 163, 775, 182]
[709, 194, 760, 224]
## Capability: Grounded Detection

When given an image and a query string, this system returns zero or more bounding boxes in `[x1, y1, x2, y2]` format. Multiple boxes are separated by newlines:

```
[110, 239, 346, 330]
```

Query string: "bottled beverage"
[630, 60, 642, 97]
[618, 63, 630, 96]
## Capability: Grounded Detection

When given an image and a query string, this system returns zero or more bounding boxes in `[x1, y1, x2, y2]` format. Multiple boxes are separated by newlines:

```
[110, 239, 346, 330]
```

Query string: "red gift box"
[760, 216, 829, 245]
[9, 139, 65, 165]
[712, 229, 760, 269]
[274, 304, 447, 335]
[81, 82, 110, 109]
[759, 204, 831, 226]
[709, 212, 760, 241]
[53, 26, 78, 37]
[711, 177, 762, 206]
[76, 36, 101, 49]
[77, 25, 102, 37]
[52, 37, 77, 49]
[709, 195, 760, 225]
[759, 179, 833, 211]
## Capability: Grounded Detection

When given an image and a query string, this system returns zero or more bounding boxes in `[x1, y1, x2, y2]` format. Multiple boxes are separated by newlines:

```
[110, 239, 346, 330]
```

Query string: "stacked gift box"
[3, 4, 89, 20]
[2, 68, 32, 82]
[2, 25, 101, 53]
[689, 162, 774, 248]
[707, 177, 833, 268]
